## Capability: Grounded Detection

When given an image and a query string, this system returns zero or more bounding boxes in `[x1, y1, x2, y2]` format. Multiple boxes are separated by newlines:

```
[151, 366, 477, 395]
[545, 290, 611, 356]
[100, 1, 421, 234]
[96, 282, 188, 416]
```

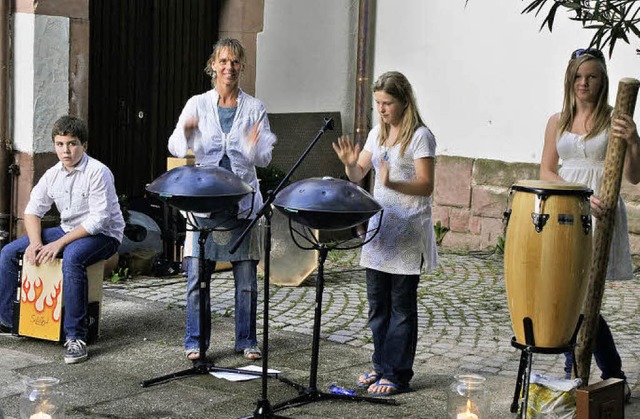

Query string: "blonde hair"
[204, 38, 246, 87]
[373, 71, 427, 156]
[558, 53, 611, 139]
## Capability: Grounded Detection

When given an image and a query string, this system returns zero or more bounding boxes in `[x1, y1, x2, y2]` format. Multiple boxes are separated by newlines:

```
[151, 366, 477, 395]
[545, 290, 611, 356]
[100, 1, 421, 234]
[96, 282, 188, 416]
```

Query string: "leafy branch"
[521, 0, 640, 57]
[465, 0, 640, 57]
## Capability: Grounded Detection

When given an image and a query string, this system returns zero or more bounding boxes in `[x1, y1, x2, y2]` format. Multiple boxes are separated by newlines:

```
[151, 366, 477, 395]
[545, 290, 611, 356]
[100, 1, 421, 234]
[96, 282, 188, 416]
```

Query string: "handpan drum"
[503, 180, 592, 348]
[146, 164, 253, 213]
[273, 177, 381, 231]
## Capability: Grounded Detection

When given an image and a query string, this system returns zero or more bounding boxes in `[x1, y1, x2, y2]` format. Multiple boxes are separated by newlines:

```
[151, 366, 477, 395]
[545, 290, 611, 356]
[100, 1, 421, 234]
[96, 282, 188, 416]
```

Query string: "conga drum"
[503, 180, 592, 348]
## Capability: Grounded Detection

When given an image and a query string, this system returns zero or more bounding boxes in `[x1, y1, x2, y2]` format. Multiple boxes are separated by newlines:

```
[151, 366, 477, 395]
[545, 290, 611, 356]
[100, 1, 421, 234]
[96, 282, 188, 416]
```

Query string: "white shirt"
[24, 154, 125, 243]
[168, 88, 277, 218]
[360, 125, 438, 275]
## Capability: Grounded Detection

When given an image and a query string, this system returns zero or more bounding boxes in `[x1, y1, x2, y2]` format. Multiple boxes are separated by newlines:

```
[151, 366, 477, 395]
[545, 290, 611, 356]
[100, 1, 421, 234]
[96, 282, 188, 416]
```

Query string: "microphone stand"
[230, 117, 334, 419]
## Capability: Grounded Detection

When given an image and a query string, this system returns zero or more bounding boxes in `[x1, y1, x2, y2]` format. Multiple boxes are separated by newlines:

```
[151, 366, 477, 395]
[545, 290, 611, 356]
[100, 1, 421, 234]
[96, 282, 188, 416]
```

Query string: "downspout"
[353, 0, 374, 189]
[0, 0, 11, 248]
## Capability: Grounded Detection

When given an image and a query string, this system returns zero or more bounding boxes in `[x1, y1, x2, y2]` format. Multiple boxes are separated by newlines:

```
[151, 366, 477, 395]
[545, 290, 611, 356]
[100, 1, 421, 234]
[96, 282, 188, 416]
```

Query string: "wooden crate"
[576, 378, 624, 419]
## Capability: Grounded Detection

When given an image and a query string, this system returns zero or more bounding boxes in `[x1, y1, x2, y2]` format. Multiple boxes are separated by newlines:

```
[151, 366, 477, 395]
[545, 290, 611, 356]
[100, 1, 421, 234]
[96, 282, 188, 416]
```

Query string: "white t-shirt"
[360, 125, 438, 275]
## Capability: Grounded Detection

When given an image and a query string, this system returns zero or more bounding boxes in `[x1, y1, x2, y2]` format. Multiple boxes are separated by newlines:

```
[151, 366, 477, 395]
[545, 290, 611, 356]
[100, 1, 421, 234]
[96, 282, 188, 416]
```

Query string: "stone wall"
[433, 155, 640, 254]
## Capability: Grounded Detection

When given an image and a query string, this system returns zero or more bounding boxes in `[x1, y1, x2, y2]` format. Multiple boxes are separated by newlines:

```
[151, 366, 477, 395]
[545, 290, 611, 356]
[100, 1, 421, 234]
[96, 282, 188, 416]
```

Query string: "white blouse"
[360, 125, 438, 275]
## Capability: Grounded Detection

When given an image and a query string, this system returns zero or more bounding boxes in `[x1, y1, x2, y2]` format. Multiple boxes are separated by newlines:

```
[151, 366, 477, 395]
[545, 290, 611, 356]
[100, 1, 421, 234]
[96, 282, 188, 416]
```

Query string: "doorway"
[88, 0, 220, 200]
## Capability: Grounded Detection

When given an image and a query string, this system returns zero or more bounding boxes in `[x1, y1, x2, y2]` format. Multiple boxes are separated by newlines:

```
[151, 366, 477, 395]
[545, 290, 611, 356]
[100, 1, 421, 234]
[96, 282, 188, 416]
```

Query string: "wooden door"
[88, 0, 220, 200]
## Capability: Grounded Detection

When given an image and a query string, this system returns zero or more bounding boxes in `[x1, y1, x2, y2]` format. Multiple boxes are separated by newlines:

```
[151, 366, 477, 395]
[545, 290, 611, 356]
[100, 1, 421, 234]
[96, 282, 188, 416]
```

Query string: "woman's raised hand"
[332, 135, 360, 168]
[247, 122, 260, 148]
[183, 117, 199, 138]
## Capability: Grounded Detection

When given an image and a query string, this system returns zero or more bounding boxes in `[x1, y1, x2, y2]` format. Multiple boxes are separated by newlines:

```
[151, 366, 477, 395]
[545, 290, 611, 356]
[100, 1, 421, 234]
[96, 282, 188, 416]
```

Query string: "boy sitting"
[0, 115, 124, 364]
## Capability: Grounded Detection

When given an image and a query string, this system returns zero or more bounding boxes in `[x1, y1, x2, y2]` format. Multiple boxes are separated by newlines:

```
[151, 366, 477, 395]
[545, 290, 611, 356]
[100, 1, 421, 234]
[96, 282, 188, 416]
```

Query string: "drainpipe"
[0, 1, 11, 248]
[351, 0, 375, 237]
[353, 0, 374, 149]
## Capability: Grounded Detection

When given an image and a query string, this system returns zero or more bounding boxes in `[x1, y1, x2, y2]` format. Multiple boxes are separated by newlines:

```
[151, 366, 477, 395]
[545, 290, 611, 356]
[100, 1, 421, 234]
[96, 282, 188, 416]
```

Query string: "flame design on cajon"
[17, 257, 105, 342]
[21, 274, 63, 322]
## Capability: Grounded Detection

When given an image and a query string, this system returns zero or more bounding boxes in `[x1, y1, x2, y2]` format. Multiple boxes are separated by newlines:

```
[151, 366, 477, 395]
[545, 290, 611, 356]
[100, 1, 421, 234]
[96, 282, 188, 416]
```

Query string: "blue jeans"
[184, 257, 258, 353]
[564, 315, 626, 380]
[0, 227, 118, 340]
[366, 268, 419, 388]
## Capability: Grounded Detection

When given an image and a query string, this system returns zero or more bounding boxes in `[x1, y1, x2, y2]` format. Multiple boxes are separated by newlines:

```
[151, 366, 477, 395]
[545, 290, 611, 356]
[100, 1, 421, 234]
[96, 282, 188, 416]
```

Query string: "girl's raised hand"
[332, 135, 360, 168]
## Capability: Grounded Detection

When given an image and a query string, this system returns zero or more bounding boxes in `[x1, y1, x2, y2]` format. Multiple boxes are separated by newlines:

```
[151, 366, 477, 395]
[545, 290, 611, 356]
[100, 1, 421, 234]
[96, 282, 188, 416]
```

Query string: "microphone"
[322, 117, 334, 132]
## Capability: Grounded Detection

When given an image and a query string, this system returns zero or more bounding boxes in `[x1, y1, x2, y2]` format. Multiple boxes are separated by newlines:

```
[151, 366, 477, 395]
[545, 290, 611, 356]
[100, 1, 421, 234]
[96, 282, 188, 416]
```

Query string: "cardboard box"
[167, 155, 195, 170]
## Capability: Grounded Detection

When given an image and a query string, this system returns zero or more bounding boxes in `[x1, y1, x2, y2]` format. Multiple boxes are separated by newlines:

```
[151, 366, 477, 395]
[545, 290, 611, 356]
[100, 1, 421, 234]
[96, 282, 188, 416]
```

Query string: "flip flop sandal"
[185, 349, 200, 361]
[356, 371, 380, 388]
[367, 380, 409, 397]
[243, 346, 262, 360]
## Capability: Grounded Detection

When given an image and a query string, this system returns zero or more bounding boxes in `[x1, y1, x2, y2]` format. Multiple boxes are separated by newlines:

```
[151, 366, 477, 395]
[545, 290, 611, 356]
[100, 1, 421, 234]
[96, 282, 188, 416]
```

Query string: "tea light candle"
[456, 399, 479, 419]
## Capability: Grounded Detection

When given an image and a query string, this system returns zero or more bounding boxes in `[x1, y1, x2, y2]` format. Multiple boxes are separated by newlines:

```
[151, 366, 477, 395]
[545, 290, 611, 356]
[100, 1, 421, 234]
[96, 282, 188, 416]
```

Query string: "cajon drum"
[16, 256, 104, 342]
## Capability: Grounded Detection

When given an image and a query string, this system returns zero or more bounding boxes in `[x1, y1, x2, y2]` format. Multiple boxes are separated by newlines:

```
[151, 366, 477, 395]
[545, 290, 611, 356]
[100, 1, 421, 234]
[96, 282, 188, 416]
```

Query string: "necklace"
[381, 145, 390, 161]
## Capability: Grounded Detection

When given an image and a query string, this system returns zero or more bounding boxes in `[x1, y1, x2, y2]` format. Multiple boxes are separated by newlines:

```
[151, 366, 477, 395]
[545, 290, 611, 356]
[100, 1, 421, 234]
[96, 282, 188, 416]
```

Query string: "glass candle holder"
[19, 377, 65, 419]
[447, 374, 490, 419]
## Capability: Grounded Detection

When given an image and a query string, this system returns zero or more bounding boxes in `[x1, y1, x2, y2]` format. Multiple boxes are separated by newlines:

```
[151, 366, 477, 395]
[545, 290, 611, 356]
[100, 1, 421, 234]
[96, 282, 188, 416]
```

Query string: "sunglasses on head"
[571, 48, 605, 60]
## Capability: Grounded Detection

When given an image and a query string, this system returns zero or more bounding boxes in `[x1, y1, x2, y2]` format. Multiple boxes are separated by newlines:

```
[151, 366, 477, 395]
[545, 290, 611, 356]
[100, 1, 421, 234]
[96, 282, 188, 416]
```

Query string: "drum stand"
[141, 218, 276, 388]
[271, 239, 396, 413]
[510, 316, 583, 417]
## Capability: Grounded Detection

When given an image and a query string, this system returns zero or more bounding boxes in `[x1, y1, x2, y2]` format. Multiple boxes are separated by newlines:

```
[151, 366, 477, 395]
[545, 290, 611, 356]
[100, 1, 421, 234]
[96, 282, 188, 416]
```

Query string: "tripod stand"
[510, 316, 582, 417]
[270, 229, 396, 412]
[141, 215, 275, 387]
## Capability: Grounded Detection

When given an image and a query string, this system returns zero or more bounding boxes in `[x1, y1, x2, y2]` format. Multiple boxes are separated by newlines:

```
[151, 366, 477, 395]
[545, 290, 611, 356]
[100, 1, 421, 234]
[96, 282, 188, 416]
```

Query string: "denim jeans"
[184, 257, 258, 353]
[0, 227, 119, 340]
[564, 315, 626, 380]
[366, 268, 419, 388]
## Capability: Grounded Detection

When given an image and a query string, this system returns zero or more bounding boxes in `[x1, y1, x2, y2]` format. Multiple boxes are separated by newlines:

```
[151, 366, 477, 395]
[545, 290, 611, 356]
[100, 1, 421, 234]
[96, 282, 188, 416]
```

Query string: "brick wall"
[433, 155, 640, 254]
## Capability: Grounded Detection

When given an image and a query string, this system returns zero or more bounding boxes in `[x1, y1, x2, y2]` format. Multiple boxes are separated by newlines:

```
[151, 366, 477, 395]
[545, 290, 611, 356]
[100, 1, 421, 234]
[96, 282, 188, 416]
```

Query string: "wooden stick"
[576, 78, 640, 385]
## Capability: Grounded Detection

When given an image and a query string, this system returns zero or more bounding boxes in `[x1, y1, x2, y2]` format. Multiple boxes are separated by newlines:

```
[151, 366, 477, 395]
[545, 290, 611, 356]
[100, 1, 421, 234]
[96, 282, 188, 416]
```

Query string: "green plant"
[433, 220, 450, 246]
[467, 0, 640, 56]
[521, 0, 640, 55]
[109, 266, 129, 283]
[495, 235, 505, 255]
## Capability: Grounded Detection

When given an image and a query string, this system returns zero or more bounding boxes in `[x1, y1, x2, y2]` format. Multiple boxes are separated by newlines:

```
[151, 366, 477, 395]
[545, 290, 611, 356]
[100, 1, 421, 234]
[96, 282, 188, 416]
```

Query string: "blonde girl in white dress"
[540, 48, 640, 397]
[333, 71, 437, 397]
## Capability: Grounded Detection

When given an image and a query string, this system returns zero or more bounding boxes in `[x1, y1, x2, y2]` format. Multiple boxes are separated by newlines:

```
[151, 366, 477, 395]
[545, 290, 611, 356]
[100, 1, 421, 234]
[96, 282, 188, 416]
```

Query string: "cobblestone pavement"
[106, 248, 640, 392]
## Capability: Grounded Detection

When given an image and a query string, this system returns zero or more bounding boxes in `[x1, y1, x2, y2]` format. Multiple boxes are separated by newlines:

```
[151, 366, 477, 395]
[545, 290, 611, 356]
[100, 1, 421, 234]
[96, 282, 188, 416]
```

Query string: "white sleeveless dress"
[557, 129, 633, 280]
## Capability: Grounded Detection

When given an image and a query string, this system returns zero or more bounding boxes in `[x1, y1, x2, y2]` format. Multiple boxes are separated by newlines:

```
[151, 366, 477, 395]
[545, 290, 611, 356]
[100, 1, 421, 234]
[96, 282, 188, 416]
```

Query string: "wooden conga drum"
[504, 180, 592, 348]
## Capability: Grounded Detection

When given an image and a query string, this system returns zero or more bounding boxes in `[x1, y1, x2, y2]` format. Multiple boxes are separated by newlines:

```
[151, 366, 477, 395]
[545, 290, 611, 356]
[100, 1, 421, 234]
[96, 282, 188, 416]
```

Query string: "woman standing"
[540, 48, 640, 399]
[168, 38, 276, 361]
[333, 71, 438, 396]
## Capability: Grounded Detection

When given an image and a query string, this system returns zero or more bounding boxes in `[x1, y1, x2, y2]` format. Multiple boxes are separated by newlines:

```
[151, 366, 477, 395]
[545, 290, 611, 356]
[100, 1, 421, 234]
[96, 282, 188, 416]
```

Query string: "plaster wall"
[257, 0, 358, 135]
[13, 13, 69, 154]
